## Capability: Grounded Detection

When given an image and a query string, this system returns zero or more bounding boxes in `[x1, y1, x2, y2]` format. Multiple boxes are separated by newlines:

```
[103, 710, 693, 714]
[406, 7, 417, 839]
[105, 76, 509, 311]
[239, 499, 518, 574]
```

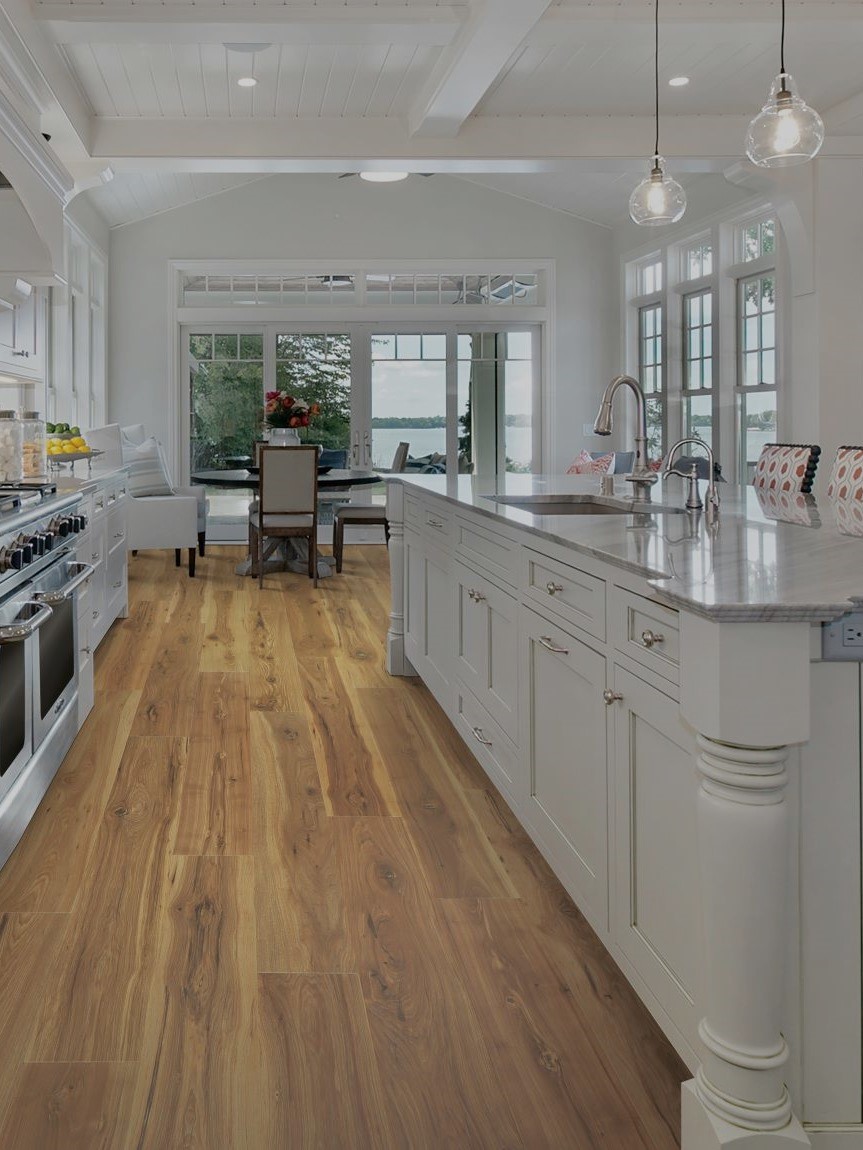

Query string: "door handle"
[351, 431, 360, 467]
[0, 602, 53, 643]
[363, 431, 371, 466]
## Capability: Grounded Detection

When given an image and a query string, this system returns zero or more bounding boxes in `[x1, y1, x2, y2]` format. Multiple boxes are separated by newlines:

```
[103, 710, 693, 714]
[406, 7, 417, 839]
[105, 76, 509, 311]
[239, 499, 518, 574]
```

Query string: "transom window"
[685, 242, 713, 281]
[637, 258, 662, 296]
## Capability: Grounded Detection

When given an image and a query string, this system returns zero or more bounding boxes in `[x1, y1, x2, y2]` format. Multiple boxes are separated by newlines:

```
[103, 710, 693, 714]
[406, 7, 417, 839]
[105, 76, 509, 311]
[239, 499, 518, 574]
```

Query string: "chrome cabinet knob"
[603, 689, 623, 705]
[545, 581, 564, 595]
[472, 726, 493, 747]
[640, 629, 664, 649]
[467, 588, 486, 603]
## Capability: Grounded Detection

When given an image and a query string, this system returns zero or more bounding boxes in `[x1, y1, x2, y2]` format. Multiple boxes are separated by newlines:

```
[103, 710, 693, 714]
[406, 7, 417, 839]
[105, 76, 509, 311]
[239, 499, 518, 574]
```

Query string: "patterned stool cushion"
[565, 449, 614, 475]
[827, 446, 863, 501]
[752, 444, 821, 494]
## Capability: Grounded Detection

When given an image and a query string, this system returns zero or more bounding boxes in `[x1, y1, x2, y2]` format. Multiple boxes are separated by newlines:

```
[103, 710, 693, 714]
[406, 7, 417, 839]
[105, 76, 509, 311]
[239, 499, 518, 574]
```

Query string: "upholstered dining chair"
[249, 445, 319, 588]
[332, 441, 409, 573]
[826, 445, 863, 500]
[752, 443, 821, 494]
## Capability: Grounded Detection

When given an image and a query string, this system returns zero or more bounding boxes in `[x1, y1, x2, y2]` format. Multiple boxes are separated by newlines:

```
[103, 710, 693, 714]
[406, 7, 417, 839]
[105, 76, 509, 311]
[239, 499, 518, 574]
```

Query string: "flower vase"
[269, 427, 301, 447]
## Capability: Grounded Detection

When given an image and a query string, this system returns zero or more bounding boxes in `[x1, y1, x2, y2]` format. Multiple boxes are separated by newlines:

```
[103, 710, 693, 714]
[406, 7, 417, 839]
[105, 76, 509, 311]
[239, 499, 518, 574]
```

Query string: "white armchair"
[85, 424, 200, 576]
[120, 423, 208, 556]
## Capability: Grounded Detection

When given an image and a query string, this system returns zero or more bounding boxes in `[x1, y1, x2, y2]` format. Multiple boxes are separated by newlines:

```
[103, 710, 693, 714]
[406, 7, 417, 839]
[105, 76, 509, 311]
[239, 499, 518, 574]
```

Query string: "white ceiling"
[5, 1, 863, 231]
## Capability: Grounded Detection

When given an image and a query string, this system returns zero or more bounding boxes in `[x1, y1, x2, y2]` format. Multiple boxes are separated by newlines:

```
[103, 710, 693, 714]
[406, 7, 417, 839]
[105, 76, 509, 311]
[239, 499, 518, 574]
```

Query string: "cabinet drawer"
[455, 517, 517, 586]
[422, 501, 452, 543]
[107, 510, 127, 554]
[92, 487, 107, 517]
[404, 493, 422, 528]
[107, 540, 127, 599]
[455, 562, 518, 743]
[523, 549, 606, 641]
[612, 588, 680, 685]
[454, 681, 519, 800]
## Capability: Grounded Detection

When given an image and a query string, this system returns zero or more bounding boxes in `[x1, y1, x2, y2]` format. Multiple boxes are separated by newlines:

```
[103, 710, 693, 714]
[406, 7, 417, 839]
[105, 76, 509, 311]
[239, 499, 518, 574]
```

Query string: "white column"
[385, 480, 414, 677]
[679, 617, 812, 1150]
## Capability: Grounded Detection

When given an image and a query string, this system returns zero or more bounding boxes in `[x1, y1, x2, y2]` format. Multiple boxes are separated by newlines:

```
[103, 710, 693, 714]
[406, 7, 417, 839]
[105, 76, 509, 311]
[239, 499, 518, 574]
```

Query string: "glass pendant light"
[745, 0, 824, 167]
[629, 0, 686, 227]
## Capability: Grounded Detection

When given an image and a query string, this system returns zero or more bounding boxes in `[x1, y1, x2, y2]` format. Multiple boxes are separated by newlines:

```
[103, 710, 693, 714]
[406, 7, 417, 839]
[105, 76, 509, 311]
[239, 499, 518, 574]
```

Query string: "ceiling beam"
[409, 0, 553, 138]
[37, 5, 464, 46]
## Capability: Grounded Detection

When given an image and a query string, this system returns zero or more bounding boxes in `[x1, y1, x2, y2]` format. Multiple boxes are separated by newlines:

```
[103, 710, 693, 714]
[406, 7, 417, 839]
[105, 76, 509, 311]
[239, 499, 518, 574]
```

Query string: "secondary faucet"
[593, 375, 658, 503]
[663, 437, 721, 523]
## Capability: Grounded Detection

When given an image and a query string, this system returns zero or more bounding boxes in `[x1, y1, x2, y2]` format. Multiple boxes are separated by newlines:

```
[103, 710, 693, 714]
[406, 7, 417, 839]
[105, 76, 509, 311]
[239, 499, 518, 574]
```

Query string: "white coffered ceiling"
[2, 0, 863, 228]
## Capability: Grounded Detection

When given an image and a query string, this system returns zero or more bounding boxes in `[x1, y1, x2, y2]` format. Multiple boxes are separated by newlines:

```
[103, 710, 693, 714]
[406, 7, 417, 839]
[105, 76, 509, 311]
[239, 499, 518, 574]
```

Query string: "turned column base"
[683, 1082, 811, 1150]
[386, 630, 416, 677]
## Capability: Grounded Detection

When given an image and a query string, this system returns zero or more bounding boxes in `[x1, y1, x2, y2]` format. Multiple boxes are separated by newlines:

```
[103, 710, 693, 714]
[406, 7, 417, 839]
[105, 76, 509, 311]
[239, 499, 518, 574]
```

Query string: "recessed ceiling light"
[669, 76, 690, 87]
[237, 76, 257, 88]
[359, 171, 409, 183]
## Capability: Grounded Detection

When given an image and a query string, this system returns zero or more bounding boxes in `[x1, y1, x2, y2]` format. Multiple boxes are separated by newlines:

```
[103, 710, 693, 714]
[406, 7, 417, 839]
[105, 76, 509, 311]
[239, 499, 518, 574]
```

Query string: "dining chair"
[752, 443, 821, 494]
[826, 445, 863, 501]
[332, 441, 409, 573]
[249, 445, 319, 588]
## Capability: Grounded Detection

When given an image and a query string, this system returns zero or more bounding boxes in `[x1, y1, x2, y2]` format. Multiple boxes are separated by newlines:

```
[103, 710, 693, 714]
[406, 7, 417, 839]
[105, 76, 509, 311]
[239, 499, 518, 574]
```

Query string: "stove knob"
[21, 543, 33, 564]
[73, 515, 85, 533]
[57, 518, 70, 537]
[28, 535, 44, 558]
[9, 548, 25, 570]
[77, 514, 87, 532]
[41, 532, 54, 551]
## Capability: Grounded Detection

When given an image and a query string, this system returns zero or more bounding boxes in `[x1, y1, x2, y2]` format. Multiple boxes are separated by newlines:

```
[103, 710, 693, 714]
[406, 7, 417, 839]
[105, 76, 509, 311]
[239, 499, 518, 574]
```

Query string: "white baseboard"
[806, 1128, 863, 1149]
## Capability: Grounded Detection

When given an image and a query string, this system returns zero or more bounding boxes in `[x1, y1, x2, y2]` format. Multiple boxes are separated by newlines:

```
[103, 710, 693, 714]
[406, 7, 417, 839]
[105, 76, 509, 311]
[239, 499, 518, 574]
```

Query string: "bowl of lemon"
[45, 424, 102, 469]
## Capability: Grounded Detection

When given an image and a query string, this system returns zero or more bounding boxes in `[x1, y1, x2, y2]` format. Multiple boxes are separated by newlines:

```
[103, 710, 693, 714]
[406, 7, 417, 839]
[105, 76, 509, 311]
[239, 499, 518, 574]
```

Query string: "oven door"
[31, 561, 94, 751]
[0, 596, 53, 800]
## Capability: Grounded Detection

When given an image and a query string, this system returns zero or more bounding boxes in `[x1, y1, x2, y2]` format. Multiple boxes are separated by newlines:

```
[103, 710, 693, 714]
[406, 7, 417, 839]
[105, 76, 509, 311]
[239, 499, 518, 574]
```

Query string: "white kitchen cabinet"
[402, 522, 452, 711]
[0, 288, 47, 382]
[610, 664, 701, 1054]
[520, 603, 610, 934]
[73, 470, 128, 653]
[455, 560, 518, 743]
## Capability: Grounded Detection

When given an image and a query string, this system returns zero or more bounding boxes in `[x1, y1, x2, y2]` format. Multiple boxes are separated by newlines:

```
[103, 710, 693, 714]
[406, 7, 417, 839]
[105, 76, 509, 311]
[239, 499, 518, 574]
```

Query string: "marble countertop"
[390, 472, 863, 623]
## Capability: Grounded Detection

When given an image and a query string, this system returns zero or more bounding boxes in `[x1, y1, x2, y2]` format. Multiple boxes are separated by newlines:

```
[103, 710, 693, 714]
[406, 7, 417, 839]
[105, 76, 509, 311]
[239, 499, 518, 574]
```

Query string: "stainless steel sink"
[485, 493, 686, 516]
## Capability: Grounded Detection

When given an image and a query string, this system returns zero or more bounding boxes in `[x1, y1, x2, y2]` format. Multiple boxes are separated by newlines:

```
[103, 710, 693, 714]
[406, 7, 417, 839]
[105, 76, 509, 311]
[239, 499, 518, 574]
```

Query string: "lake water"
[372, 426, 532, 470]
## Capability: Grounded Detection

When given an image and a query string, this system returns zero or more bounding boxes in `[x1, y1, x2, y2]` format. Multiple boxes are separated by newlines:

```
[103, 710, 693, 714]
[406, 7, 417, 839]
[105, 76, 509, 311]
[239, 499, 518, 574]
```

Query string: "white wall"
[106, 173, 617, 476]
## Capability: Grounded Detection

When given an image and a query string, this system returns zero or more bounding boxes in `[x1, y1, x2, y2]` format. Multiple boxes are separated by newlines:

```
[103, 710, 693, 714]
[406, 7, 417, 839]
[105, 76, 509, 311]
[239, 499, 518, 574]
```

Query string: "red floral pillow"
[565, 449, 614, 475]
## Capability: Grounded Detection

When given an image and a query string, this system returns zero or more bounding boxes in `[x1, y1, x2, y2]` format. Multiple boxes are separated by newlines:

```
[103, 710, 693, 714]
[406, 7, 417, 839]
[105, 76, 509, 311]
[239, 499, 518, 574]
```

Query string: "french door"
[184, 321, 541, 486]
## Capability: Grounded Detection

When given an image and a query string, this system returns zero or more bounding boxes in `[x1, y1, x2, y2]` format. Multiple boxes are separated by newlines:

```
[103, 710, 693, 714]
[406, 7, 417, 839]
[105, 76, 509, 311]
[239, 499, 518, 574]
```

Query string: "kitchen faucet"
[663, 437, 721, 523]
[593, 375, 658, 503]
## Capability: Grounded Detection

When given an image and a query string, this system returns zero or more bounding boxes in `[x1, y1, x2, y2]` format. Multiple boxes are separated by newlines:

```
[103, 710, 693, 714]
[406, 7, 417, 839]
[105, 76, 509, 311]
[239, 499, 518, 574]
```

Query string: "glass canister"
[0, 411, 23, 484]
[20, 410, 47, 479]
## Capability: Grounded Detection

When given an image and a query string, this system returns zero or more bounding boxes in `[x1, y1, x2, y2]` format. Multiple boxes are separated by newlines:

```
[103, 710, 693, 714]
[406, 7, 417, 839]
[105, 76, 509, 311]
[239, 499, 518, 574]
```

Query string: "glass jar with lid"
[0, 411, 23, 484]
[20, 411, 47, 479]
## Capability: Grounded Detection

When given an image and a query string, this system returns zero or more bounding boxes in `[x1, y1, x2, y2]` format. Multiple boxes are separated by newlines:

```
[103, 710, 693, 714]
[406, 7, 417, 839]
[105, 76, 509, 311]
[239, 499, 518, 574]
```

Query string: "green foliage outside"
[275, 334, 351, 451]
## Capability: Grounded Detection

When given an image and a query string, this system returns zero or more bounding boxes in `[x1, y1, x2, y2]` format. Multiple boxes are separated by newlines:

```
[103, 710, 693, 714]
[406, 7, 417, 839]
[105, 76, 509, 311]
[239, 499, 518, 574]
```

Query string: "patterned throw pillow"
[124, 436, 174, 497]
[827, 446, 863, 501]
[753, 444, 820, 494]
[565, 449, 614, 475]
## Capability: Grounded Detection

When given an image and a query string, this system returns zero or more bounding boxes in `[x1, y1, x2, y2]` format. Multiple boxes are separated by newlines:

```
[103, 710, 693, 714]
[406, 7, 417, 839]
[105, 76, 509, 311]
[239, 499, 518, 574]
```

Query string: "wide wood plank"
[176, 674, 251, 855]
[252, 711, 348, 973]
[94, 599, 168, 693]
[0, 691, 139, 912]
[0, 1063, 136, 1150]
[246, 598, 304, 712]
[30, 737, 187, 1063]
[324, 585, 390, 688]
[124, 855, 256, 1150]
[336, 816, 525, 1148]
[132, 574, 203, 736]
[464, 784, 687, 1149]
[359, 687, 516, 898]
[298, 657, 398, 817]
[441, 897, 654, 1150]
[282, 586, 338, 658]
[201, 588, 249, 672]
[254, 973, 392, 1150]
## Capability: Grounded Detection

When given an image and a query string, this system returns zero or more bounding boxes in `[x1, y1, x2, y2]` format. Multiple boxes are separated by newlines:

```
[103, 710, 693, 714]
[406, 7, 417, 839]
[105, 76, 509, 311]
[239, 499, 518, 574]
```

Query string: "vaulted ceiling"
[2, 0, 863, 229]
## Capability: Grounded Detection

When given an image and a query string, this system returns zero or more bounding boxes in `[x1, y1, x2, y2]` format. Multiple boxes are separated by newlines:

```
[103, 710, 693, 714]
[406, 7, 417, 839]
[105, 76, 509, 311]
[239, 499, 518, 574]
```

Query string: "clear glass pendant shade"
[745, 73, 824, 167]
[629, 156, 687, 226]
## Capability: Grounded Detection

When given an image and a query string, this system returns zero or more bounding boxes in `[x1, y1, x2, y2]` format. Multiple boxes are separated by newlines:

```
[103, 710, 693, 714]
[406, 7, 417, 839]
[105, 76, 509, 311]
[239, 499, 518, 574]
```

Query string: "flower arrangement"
[264, 390, 320, 429]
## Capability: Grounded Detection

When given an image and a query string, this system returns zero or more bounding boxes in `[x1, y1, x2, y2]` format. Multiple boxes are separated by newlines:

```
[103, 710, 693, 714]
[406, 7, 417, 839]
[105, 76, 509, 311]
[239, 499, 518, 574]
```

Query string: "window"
[637, 258, 662, 296]
[685, 242, 713, 281]
[737, 272, 777, 482]
[682, 289, 715, 451]
[638, 303, 663, 458]
[741, 217, 775, 263]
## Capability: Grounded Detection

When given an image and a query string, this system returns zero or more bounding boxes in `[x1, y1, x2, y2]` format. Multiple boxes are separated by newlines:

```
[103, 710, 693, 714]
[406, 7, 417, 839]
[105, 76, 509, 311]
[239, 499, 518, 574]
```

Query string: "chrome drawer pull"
[113, 532, 124, 540]
[113, 580, 123, 589]
[640, 629, 665, 649]
[91, 551, 99, 562]
[467, 588, 486, 603]
[539, 636, 569, 655]
[603, 689, 624, 706]
[428, 518, 444, 529]
[472, 726, 493, 747]
[545, 581, 564, 595]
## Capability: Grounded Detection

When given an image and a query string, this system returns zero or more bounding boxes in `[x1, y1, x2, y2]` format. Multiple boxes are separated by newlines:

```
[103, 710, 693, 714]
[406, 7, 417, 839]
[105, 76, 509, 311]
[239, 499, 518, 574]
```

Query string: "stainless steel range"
[0, 482, 92, 870]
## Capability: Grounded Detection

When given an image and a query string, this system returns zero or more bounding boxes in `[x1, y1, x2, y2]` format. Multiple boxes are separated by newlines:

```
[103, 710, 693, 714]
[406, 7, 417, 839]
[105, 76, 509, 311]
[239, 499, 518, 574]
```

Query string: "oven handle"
[33, 562, 96, 604]
[0, 601, 54, 644]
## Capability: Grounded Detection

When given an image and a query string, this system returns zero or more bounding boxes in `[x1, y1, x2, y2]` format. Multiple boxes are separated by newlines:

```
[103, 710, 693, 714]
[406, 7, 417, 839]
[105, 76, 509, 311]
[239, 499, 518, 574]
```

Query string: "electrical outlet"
[822, 611, 863, 660]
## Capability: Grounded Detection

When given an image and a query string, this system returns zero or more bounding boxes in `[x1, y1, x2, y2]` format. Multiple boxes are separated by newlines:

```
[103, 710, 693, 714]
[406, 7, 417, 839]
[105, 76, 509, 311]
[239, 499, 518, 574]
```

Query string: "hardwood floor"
[0, 545, 687, 1149]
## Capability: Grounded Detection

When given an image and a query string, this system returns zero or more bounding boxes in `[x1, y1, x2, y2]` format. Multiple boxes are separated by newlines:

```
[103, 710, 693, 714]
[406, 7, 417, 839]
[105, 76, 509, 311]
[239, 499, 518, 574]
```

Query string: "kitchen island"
[386, 471, 863, 1150]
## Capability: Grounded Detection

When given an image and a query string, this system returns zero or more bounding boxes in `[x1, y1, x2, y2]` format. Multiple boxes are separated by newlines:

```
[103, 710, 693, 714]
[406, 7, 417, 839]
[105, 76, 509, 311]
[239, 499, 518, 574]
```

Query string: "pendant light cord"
[653, 0, 660, 158]
[780, 0, 786, 73]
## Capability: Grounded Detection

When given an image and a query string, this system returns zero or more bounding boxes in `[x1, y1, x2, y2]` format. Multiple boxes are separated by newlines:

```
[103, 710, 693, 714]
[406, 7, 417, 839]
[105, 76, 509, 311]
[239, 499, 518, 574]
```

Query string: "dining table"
[191, 467, 382, 578]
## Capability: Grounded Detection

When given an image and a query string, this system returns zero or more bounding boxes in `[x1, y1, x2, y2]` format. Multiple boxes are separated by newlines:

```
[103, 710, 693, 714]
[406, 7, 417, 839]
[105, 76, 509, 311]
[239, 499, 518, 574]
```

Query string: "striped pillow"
[124, 436, 174, 497]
